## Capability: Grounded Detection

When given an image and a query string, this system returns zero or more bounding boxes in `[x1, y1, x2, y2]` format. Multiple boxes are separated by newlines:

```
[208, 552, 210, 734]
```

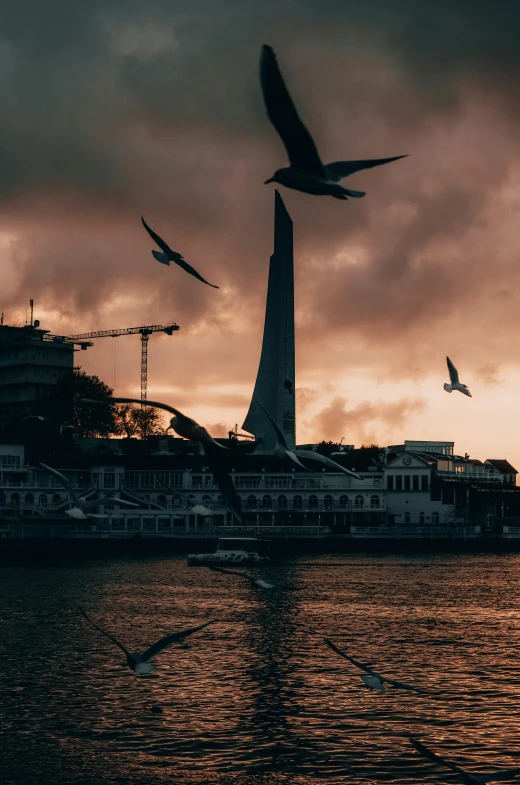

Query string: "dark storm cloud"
[2, 0, 520, 393]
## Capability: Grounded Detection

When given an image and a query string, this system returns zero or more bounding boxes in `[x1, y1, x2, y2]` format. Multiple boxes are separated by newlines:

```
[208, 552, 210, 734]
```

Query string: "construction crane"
[45, 323, 179, 400]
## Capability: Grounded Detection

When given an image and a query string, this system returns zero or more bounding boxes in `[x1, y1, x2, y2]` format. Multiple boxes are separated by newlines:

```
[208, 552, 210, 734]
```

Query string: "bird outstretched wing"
[410, 738, 465, 776]
[294, 449, 362, 479]
[325, 156, 407, 182]
[203, 444, 244, 525]
[79, 606, 132, 659]
[446, 356, 459, 385]
[175, 257, 219, 288]
[324, 639, 376, 676]
[260, 45, 325, 177]
[141, 216, 173, 255]
[140, 620, 217, 662]
[40, 463, 78, 502]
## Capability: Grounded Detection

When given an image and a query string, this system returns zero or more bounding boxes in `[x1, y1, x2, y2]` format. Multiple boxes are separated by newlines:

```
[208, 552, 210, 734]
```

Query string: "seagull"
[444, 357, 472, 397]
[409, 738, 520, 785]
[83, 397, 243, 525]
[207, 565, 276, 589]
[141, 216, 219, 289]
[324, 639, 429, 693]
[79, 606, 217, 674]
[260, 45, 407, 199]
[40, 463, 140, 520]
[253, 396, 308, 469]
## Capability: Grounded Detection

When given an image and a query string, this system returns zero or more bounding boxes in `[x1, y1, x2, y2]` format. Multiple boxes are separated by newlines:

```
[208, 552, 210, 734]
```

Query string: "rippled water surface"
[2, 552, 520, 785]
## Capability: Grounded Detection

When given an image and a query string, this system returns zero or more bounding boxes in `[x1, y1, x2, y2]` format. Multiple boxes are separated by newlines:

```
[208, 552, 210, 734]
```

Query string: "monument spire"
[242, 190, 296, 450]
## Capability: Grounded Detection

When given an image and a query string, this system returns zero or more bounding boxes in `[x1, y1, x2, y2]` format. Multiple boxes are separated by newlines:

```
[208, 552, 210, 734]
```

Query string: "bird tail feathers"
[342, 188, 366, 198]
[152, 250, 170, 265]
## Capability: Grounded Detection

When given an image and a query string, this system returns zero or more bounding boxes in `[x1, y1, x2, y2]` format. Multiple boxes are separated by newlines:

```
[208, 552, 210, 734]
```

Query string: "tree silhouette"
[40, 368, 115, 437]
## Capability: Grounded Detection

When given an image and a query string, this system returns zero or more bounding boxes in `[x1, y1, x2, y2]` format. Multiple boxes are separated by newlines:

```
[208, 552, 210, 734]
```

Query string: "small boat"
[187, 537, 268, 566]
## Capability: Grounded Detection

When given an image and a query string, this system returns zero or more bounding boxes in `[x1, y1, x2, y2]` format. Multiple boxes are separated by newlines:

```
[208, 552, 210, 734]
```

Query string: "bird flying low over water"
[444, 356, 472, 397]
[40, 463, 139, 520]
[260, 45, 407, 199]
[83, 397, 243, 525]
[207, 565, 276, 589]
[409, 738, 520, 785]
[141, 216, 219, 289]
[324, 639, 429, 693]
[79, 607, 217, 674]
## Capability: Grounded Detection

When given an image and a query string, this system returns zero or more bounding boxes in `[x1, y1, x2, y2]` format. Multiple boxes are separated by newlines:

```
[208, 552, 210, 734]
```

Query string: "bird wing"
[82, 498, 139, 510]
[78, 606, 132, 658]
[203, 445, 244, 524]
[152, 250, 171, 265]
[324, 155, 408, 182]
[141, 216, 173, 256]
[461, 387, 472, 398]
[324, 639, 375, 675]
[294, 449, 362, 479]
[481, 770, 520, 783]
[207, 565, 249, 578]
[140, 620, 217, 661]
[260, 45, 325, 177]
[253, 396, 288, 450]
[174, 258, 219, 289]
[409, 738, 465, 776]
[40, 462, 78, 502]
[382, 675, 429, 694]
[446, 356, 459, 385]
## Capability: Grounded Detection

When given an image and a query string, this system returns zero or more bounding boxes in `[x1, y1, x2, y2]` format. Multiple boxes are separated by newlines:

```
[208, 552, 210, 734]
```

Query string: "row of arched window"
[0, 492, 62, 506]
[242, 494, 380, 509]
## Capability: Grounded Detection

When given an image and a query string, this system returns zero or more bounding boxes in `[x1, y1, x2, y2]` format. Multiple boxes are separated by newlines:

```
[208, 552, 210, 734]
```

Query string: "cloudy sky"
[2, 0, 520, 465]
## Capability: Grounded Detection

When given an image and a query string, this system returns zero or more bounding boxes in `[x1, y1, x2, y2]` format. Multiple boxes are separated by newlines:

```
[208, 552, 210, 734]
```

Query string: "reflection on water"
[3, 553, 520, 784]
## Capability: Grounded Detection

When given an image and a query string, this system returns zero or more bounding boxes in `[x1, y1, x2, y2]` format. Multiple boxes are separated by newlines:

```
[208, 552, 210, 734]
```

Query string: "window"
[339, 495, 349, 508]
[324, 495, 333, 509]
[11, 493, 20, 506]
[39, 494, 47, 507]
[370, 495, 380, 508]
[309, 495, 318, 508]
[262, 495, 272, 508]
[104, 472, 115, 489]
[278, 495, 288, 509]
[235, 476, 261, 489]
[293, 495, 303, 509]
[157, 494, 167, 507]
[246, 495, 257, 508]
[395, 476, 403, 491]
[421, 475, 428, 491]
[0, 454, 21, 468]
[52, 494, 61, 505]
[412, 475, 419, 491]
[432, 512, 439, 524]
[404, 475, 410, 491]
[387, 475, 394, 491]
[404, 512, 411, 523]
[0, 492, 5, 504]
[24, 493, 34, 505]
[355, 495, 364, 508]
[419, 512, 425, 524]
[192, 475, 203, 488]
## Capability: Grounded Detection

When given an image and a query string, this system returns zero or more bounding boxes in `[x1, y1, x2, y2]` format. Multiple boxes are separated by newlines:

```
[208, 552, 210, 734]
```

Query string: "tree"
[40, 368, 116, 438]
[112, 403, 165, 439]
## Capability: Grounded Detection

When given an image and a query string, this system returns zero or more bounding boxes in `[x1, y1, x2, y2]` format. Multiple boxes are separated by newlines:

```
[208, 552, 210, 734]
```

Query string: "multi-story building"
[0, 324, 78, 420]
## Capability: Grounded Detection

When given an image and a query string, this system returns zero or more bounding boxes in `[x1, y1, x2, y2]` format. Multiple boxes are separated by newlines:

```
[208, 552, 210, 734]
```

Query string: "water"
[2, 552, 520, 785]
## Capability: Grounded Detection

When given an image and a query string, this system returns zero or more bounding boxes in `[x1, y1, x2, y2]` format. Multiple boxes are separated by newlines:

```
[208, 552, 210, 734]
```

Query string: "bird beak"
[264, 178, 274, 184]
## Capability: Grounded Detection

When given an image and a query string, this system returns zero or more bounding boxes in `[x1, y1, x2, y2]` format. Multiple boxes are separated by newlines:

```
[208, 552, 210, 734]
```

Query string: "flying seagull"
[409, 738, 520, 785]
[260, 45, 407, 199]
[191, 505, 213, 516]
[253, 396, 308, 469]
[79, 606, 217, 674]
[254, 397, 360, 477]
[444, 357, 472, 397]
[324, 639, 429, 693]
[141, 216, 219, 289]
[207, 564, 276, 589]
[83, 397, 243, 525]
[40, 463, 140, 519]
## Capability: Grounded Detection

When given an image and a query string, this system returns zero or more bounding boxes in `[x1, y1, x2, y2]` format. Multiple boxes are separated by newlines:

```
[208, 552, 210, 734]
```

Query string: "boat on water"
[187, 537, 269, 566]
